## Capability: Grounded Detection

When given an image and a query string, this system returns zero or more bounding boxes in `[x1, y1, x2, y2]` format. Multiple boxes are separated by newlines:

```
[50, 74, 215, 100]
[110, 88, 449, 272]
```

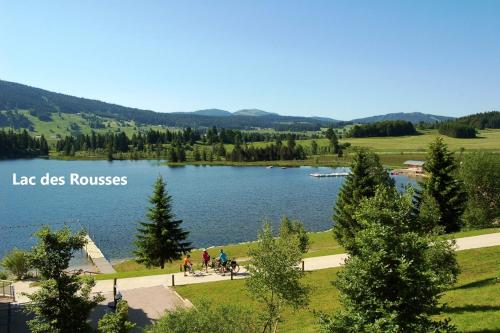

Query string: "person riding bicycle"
[219, 249, 228, 275]
[183, 254, 193, 276]
[202, 249, 210, 272]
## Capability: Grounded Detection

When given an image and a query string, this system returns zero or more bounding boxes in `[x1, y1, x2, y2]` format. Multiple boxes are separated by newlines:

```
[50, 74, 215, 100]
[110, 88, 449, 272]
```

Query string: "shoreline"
[108, 228, 335, 266]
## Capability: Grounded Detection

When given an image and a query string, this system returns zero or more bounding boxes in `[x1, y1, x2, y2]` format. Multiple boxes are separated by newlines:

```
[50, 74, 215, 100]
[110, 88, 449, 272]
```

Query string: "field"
[174, 245, 500, 333]
[97, 228, 500, 280]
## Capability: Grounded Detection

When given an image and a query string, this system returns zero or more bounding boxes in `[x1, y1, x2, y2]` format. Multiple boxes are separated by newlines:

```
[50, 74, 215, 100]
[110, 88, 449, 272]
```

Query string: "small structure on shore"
[403, 160, 425, 174]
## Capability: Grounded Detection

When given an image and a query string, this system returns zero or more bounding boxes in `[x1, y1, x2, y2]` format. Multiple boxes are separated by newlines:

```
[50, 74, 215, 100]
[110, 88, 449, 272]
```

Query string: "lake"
[0, 159, 415, 261]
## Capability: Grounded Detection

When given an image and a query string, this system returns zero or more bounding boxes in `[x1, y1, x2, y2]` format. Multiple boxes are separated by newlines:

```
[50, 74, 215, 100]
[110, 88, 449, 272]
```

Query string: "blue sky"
[0, 1, 499, 120]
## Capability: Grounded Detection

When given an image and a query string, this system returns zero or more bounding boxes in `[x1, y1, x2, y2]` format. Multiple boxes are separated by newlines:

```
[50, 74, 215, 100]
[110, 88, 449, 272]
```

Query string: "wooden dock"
[83, 235, 116, 274]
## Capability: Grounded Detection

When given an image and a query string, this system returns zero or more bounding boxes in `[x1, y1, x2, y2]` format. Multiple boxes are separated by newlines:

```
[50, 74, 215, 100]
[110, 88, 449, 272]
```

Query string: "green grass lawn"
[97, 227, 500, 280]
[174, 245, 500, 333]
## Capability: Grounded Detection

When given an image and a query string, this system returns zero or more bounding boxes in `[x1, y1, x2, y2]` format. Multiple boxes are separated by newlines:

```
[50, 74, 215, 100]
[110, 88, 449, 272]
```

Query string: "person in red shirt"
[202, 249, 210, 272]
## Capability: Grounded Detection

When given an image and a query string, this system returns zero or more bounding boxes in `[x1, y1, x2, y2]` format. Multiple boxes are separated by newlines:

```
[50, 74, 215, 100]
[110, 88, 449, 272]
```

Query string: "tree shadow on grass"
[451, 277, 498, 291]
[444, 304, 500, 314]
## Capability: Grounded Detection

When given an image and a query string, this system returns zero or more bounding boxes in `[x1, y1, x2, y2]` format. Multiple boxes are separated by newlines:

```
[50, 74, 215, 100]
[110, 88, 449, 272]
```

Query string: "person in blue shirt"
[219, 249, 228, 274]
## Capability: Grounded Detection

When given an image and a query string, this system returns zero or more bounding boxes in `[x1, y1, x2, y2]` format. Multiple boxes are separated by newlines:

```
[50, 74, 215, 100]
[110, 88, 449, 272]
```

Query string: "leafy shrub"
[98, 300, 135, 333]
[146, 299, 258, 333]
[1, 248, 30, 280]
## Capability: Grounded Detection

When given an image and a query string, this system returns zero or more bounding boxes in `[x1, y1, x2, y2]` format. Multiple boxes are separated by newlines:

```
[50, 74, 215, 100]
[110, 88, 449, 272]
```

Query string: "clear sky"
[0, 1, 499, 120]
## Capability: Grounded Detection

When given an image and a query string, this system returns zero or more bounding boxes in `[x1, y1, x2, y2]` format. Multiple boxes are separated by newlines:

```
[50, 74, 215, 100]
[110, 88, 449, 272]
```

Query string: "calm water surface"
[0, 159, 414, 260]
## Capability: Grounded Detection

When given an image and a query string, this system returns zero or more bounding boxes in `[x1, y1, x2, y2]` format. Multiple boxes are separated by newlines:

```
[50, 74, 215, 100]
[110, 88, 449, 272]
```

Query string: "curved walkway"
[13, 232, 500, 304]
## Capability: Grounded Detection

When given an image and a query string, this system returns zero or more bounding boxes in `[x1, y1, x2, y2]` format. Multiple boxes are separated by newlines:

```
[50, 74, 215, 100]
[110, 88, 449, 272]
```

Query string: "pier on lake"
[83, 235, 116, 274]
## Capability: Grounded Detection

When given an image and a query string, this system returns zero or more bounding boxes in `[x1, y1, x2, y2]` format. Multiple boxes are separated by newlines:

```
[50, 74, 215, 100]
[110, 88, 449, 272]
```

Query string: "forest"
[348, 120, 417, 137]
[0, 130, 49, 158]
[438, 121, 477, 138]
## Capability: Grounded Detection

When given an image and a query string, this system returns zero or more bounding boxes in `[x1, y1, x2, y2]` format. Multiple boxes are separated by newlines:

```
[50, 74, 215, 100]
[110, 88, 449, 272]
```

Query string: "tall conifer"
[333, 149, 394, 252]
[421, 138, 466, 233]
[135, 176, 192, 269]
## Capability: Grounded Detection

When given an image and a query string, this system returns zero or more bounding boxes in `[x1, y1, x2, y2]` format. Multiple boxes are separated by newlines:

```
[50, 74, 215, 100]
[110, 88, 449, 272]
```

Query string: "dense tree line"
[438, 121, 477, 138]
[227, 138, 307, 162]
[0, 130, 49, 158]
[455, 111, 500, 129]
[55, 128, 201, 156]
[204, 126, 311, 145]
[348, 120, 417, 137]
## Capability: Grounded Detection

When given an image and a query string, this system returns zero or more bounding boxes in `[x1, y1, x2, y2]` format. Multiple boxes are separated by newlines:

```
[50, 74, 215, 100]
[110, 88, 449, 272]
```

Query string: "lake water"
[0, 159, 414, 260]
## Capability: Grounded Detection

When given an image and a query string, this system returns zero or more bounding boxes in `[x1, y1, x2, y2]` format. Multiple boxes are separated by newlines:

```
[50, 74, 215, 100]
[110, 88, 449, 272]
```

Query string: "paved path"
[13, 233, 500, 304]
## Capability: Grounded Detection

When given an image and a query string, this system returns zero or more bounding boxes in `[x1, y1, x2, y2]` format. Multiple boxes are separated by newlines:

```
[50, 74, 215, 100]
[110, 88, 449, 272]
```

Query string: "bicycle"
[210, 257, 240, 274]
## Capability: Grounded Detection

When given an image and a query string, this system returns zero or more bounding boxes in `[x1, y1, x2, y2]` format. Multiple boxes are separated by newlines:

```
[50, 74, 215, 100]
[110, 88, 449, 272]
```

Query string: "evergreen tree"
[39, 135, 49, 155]
[421, 138, 466, 233]
[333, 149, 394, 253]
[193, 145, 201, 161]
[311, 140, 318, 155]
[135, 176, 192, 269]
[321, 187, 459, 332]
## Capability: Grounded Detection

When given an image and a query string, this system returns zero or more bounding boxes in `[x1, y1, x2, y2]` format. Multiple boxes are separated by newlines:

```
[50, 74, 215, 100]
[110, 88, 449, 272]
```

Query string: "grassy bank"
[174, 245, 500, 333]
[95, 227, 500, 280]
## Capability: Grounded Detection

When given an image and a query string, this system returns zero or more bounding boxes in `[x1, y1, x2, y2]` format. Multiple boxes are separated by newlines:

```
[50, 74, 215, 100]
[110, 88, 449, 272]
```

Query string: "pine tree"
[321, 187, 459, 332]
[333, 149, 394, 252]
[39, 135, 49, 155]
[135, 176, 192, 269]
[421, 138, 467, 233]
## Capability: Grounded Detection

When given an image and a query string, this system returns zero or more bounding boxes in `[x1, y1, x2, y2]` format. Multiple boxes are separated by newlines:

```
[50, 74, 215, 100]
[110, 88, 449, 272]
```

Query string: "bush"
[146, 299, 258, 333]
[98, 300, 135, 333]
[1, 248, 30, 280]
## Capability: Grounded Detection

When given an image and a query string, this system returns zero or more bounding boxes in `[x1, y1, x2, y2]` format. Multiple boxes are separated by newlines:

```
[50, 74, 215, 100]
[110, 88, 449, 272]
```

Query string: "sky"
[0, 1, 499, 120]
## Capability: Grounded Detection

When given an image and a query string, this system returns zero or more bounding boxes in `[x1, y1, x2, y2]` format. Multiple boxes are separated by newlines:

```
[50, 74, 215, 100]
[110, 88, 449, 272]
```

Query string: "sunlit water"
[0, 159, 415, 260]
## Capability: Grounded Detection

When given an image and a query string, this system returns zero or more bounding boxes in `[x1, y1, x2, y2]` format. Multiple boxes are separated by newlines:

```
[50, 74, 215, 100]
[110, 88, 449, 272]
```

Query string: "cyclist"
[219, 249, 228, 275]
[202, 249, 210, 272]
[183, 254, 193, 276]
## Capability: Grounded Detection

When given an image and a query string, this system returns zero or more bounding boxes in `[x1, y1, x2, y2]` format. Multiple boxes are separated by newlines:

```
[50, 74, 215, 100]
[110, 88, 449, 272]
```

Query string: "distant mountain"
[192, 109, 232, 117]
[234, 109, 278, 117]
[0, 79, 334, 131]
[352, 112, 453, 124]
[311, 116, 337, 122]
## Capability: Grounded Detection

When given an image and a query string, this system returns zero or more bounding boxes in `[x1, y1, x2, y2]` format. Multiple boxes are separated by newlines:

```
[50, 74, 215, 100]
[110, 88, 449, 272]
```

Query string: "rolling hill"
[233, 109, 278, 117]
[0, 79, 333, 131]
[352, 112, 453, 124]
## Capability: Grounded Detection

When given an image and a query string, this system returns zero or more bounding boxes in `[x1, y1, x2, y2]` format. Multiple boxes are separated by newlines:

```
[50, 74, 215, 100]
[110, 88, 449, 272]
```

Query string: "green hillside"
[0, 110, 165, 144]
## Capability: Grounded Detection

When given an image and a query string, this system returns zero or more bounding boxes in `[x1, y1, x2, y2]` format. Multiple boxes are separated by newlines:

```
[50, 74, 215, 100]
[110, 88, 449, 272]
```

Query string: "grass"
[174, 245, 500, 333]
[95, 227, 500, 280]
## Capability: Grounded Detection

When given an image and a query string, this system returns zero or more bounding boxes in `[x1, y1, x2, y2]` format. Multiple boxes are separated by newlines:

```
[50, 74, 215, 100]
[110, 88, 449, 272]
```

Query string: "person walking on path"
[202, 249, 210, 272]
[219, 249, 228, 275]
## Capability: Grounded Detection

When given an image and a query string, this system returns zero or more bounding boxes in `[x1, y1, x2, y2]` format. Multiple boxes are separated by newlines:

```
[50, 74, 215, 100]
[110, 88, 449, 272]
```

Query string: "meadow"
[174, 245, 500, 333]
